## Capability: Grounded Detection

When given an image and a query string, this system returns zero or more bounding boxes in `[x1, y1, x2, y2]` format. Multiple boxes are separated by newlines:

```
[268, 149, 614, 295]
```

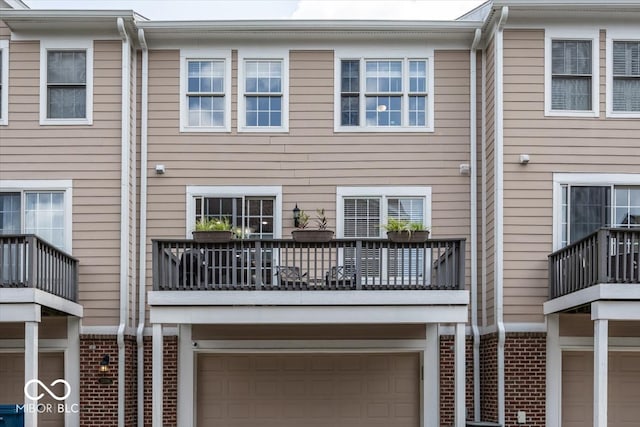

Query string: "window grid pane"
[343, 198, 381, 238]
[47, 50, 87, 119]
[409, 60, 427, 93]
[24, 192, 65, 249]
[365, 95, 401, 126]
[188, 95, 224, 127]
[551, 40, 592, 111]
[245, 96, 281, 127]
[613, 187, 640, 227]
[613, 41, 640, 112]
[245, 60, 282, 94]
[0, 193, 21, 234]
[340, 60, 360, 126]
[365, 60, 402, 93]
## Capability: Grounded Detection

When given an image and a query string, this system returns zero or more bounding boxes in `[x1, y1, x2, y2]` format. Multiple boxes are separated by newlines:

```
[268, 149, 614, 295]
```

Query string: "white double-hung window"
[40, 39, 93, 125]
[180, 49, 231, 132]
[545, 29, 599, 117]
[336, 49, 433, 131]
[238, 49, 289, 132]
[606, 30, 640, 117]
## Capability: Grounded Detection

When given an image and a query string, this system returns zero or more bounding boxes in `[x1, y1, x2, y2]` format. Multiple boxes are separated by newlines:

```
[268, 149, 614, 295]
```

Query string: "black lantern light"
[293, 204, 301, 228]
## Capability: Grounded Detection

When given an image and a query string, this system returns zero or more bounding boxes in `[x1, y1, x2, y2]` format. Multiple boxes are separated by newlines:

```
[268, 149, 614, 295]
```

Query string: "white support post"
[177, 324, 194, 427]
[65, 317, 81, 427]
[455, 323, 466, 427]
[594, 319, 608, 427]
[152, 323, 164, 427]
[24, 321, 39, 427]
[424, 324, 439, 427]
[546, 314, 561, 427]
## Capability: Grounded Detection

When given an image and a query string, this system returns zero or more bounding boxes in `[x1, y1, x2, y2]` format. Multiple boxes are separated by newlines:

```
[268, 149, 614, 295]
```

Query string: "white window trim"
[606, 28, 640, 118]
[185, 185, 283, 238]
[39, 38, 93, 126]
[545, 27, 600, 118]
[237, 48, 289, 133]
[0, 179, 73, 253]
[179, 48, 232, 133]
[334, 47, 435, 133]
[0, 40, 8, 126]
[336, 186, 432, 238]
[552, 173, 640, 251]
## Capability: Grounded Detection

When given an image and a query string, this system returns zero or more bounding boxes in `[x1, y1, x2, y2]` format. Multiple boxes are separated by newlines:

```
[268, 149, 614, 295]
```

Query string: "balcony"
[548, 228, 640, 300]
[152, 238, 466, 291]
[0, 234, 78, 302]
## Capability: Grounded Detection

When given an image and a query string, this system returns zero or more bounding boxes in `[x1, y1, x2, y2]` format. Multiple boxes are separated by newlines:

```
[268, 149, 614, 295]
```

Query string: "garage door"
[0, 352, 65, 427]
[562, 351, 640, 427]
[197, 353, 420, 427]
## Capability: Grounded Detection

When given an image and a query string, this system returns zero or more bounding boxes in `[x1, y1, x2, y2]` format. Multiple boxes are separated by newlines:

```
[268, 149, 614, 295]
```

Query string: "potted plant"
[291, 209, 334, 242]
[192, 217, 234, 243]
[383, 218, 430, 243]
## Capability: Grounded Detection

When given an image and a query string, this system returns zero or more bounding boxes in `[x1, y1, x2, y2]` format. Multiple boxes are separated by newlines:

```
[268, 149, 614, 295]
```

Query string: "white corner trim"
[185, 185, 283, 238]
[0, 40, 8, 125]
[544, 27, 600, 118]
[179, 48, 232, 132]
[39, 38, 94, 126]
[237, 47, 289, 133]
[335, 186, 432, 238]
[605, 29, 640, 118]
[332, 46, 435, 133]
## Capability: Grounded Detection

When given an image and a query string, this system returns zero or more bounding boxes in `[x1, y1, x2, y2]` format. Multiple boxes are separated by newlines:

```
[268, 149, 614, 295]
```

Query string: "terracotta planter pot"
[386, 230, 430, 243]
[291, 229, 334, 243]
[192, 230, 234, 243]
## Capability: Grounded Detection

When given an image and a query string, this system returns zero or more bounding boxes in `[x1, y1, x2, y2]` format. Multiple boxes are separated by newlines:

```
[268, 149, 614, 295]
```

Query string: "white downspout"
[136, 27, 149, 427]
[481, 49, 487, 330]
[116, 17, 131, 427]
[495, 6, 509, 427]
[470, 27, 482, 423]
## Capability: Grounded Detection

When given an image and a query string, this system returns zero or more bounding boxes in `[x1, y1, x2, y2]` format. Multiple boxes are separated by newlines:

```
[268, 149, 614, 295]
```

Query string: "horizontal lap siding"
[145, 48, 472, 305]
[0, 40, 123, 326]
[502, 29, 640, 323]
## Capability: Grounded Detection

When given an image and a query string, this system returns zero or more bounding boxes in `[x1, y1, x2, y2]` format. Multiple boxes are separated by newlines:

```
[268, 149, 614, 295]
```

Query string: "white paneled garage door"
[197, 353, 420, 427]
[562, 351, 640, 427]
[0, 352, 65, 427]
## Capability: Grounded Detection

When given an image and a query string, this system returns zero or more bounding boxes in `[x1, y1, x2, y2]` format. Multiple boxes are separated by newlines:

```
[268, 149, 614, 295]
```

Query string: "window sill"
[544, 109, 599, 118]
[334, 126, 435, 133]
[605, 111, 640, 119]
[238, 126, 289, 133]
[180, 126, 231, 133]
[40, 118, 93, 126]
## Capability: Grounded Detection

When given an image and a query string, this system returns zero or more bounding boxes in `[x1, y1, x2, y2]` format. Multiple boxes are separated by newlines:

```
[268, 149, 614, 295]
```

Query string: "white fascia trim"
[605, 28, 640, 118]
[544, 283, 640, 315]
[39, 38, 94, 126]
[0, 180, 73, 252]
[592, 300, 640, 320]
[0, 289, 83, 317]
[179, 48, 232, 132]
[0, 304, 41, 322]
[193, 339, 427, 352]
[335, 186, 432, 238]
[552, 173, 640, 250]
[148, 289, 469, 306]
[544, 26, 600, 118]
[237, 47, 289, 133]
[0, 40, 8, 125]
[150, 304, 469, 325]
[185, 185, 283, 238]
[333, 46, 435, 133]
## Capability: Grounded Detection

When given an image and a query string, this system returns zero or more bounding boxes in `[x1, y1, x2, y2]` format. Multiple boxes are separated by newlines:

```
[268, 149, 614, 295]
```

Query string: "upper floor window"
[0, 180, 73, 252]
[612, 41, 640, 113]
[335, 52, 433, 132]
[244, 60, 283, 129]
[0, 40, 8, 125]
[545, 30, 599, 117]
[180, 49, 231, 132]
[40, 39, 93, 125]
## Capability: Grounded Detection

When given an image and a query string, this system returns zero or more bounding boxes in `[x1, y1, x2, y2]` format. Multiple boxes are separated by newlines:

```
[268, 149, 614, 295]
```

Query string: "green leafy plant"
[296, 210, 310, 229]
[315, 209, 328, 230]
[382, 218, 429, 235]
[195, 217, 232, 232]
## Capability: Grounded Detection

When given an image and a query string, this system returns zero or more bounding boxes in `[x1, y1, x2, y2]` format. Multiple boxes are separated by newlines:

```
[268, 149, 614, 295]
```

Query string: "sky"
[24, 0, 487, 21]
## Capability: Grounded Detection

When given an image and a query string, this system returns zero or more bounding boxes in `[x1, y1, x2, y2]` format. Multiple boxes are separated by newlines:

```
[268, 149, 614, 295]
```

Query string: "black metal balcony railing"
[0, 234, 78, 302]
[548, 228, 640, 299]
[152, 238, 466, 291]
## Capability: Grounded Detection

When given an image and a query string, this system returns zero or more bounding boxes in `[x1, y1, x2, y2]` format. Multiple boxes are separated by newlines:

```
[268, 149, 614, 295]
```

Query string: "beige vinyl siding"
[501, 29, 640, 323]
[144, 48, 472, 313]
[0, 40, 123, 326]
[484, 37, 496, 327]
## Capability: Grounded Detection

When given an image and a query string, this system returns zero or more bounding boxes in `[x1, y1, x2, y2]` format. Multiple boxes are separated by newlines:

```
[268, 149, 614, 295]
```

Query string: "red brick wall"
[143, 336, 178, 427]
[440, 335, 475, 425]
[480, 332, 546, 427]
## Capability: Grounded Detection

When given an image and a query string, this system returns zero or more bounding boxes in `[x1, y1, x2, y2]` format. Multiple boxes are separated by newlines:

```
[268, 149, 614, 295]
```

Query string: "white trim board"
[0, 40, 8, 126]
[0, 289, 83, 318]
[544, 284, 640, 315]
